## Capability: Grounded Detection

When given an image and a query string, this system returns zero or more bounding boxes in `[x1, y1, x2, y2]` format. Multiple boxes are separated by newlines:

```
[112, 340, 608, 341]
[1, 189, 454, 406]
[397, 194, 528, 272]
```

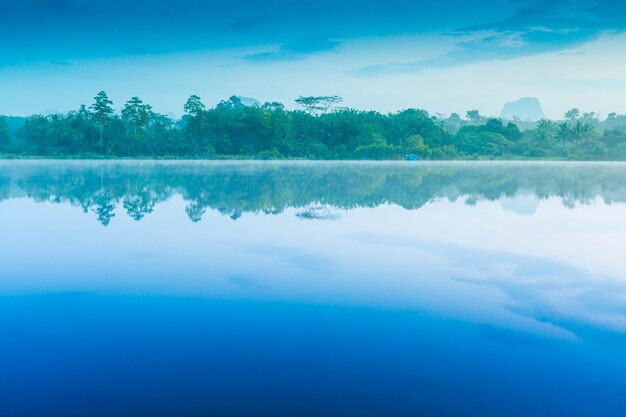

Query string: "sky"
[1, 0, 626, 118]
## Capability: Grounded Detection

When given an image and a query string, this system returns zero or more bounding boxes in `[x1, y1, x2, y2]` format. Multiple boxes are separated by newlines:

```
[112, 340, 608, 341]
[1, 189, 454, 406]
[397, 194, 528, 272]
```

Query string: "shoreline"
[2, 158, 626, 165]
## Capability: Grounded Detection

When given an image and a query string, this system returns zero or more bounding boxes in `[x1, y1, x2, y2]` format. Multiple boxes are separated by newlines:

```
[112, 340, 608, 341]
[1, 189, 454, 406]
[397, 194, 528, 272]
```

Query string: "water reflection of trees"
[1, 162, 626, 226]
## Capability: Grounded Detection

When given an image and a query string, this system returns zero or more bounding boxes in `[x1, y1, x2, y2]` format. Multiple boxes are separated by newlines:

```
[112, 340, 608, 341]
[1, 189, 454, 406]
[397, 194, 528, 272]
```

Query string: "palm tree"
[534, 119, 556, 144]
[570, 121, 595, 146]
[556, 122, 571, 149]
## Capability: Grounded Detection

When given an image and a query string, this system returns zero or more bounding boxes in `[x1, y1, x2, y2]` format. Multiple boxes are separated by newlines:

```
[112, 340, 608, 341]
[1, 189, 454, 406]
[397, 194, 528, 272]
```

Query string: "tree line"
[1, 92, 626, 159]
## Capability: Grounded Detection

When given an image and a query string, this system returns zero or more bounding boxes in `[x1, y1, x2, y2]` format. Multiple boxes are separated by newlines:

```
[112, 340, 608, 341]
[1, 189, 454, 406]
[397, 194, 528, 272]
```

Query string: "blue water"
[1, 161, 626, 416]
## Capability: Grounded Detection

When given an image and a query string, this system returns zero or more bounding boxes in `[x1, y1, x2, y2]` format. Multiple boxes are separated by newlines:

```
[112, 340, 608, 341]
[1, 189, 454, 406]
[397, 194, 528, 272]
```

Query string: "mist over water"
[2, 161, 626, 416]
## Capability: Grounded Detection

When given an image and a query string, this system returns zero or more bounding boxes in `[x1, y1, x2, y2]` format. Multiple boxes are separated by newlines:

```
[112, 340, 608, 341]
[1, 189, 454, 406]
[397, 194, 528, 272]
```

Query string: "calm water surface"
[1, 161, 626, 416]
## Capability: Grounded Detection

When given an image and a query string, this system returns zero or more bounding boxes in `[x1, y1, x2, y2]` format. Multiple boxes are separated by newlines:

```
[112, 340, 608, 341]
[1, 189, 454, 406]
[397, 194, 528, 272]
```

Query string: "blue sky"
[1, 0, 626, 117]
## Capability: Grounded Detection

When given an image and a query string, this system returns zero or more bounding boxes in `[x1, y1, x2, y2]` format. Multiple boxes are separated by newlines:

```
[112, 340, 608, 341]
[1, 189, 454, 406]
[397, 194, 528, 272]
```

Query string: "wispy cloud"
[241, 36, 341, 63]
[353, 29, 585, 76]
[354, 233, 626, 335]
[352, 0, 626, 76]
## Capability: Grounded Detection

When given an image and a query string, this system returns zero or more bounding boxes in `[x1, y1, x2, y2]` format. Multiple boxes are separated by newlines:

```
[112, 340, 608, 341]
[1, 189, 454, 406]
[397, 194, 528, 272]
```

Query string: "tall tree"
[0, 116, 9, 151]
[556, 122, 572, 148]
[570, 120, 595, 146]
[90, 91, 115, 153]
[216, 96, 245, 110]
[465, 109, 484, 124]
[184, 95, 206, 117]
[262, 102, 285, 111]
[90, 91, 114, 124]
[121, 97, 152, 134]
[564, 108, 580, 121]
[534, 119, 556, 142]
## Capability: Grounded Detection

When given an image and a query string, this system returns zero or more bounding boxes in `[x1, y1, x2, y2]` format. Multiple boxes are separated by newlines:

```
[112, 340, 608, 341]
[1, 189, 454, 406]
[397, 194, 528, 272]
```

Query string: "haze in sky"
[1, 0, 626, 118]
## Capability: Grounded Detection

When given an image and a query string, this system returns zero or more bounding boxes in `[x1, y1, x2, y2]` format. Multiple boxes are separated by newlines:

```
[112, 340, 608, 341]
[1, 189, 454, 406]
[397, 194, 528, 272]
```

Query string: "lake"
[1, 160, 626, 416]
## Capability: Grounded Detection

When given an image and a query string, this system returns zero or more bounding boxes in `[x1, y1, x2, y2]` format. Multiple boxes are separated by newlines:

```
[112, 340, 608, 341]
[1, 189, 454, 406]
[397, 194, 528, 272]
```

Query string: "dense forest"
[2, 92, 626, 159]
[2, 161, 626, 225]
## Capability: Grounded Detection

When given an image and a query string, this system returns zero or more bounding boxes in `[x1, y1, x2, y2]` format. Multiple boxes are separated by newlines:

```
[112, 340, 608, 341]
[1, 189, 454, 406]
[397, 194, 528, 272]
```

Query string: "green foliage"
[184, 95, 206, 117]
[0, 116, 9, 151]
[453, 119, 520, 156]
[564, 108, 581, 121]
[355, 143, 402, 159]
[121, 97, 153, 132]
[90, 91, 114, 126]
[6, 92, 626, 160]
[466, 109, 485, 124]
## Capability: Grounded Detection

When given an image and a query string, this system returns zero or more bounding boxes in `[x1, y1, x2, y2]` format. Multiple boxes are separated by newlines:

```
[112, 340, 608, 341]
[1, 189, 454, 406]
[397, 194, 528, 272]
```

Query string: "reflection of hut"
[296, 205, 341, 221]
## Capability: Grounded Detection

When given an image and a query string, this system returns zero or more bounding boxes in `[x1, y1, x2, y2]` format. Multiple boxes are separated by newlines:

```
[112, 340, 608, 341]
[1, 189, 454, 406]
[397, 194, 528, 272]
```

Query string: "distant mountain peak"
[500, 97, 546, 121]
[236, 96, 261, 107]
